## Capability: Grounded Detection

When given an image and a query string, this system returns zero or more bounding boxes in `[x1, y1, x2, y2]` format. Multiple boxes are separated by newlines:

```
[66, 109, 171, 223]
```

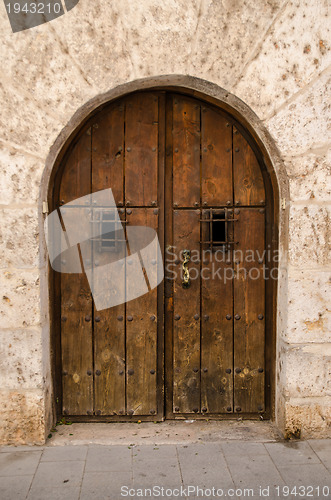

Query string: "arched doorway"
[49, 89, 278, 422]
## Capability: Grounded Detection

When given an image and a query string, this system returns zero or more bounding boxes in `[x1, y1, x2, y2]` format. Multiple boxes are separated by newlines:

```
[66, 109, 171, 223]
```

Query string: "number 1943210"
[6, 2, 62, 14]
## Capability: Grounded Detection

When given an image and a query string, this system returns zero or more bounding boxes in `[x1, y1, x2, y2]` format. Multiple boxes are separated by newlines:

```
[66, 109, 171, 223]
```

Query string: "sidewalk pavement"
[0, 423, 330, 500]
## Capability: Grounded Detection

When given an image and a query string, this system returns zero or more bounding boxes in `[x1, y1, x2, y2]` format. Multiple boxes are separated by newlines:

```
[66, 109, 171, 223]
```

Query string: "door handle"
[182, 249, 191, 288]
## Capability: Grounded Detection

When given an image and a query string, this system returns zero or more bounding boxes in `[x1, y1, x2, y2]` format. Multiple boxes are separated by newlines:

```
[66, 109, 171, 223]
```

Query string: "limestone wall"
[0, 0, 329, 444]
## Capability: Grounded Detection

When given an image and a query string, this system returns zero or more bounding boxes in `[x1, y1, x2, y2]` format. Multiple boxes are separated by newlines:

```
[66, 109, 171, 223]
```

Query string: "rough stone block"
[0, 389, 45, 445]
[0, 208, 39, 269]
[285, 344, 331, 398]
[234, 0, 331, 118]
[286, 268, 331, 343]
[288, 204, 330, 267]
[286, 150, 331, 202]
[284, 398, 331, 439]
[0, 328, 43, 390]
[0, 144, 42, 205]
[0, 269, 40, 328]
[267, 71, 330, 156]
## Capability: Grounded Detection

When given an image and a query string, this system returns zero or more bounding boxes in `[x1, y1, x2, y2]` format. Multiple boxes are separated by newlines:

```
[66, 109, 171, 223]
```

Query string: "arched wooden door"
[53, 91, 270, 421]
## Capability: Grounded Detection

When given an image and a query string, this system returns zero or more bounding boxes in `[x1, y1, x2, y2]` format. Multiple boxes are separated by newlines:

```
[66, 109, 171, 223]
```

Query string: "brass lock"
[182, 249, 191, 288]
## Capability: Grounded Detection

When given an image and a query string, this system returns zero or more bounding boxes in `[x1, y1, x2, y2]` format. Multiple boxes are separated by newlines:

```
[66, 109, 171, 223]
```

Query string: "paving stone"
[308, 439, 331, 471]
[221, 441, 269, 457]
[225, 453, 284, 491]
[133, 444, 177, 460]
[277, 463, 331, 488]
[0, 474, 33, 500]
[265, 441, 321, 466]
[0, 451, 41, 476]
[41, 445, 88, 462]
[27, 486, 81, 500]
[31, 460, 84, 488]
[177, 443, 234, 489]
[86, 445, 132, 472]
[80, 471, 132, 500]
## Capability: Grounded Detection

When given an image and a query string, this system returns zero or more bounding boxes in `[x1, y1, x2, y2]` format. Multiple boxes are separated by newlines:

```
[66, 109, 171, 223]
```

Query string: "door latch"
[182, 249, 191, 288]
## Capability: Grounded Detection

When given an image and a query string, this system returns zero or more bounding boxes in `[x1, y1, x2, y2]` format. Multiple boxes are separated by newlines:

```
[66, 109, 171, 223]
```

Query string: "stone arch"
[39, 75, 289, 430]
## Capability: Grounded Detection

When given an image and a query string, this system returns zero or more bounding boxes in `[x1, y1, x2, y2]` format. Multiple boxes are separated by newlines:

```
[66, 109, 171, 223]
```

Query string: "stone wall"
[0, 0, 330, 444]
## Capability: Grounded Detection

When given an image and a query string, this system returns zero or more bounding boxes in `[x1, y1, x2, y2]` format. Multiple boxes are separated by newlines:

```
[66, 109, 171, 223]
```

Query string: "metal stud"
[227, 407, 232, 412]
[119, 370, 124, 375]
[226, 314, 232, 320]
[153, 208, 159, 215]
[236, 407, 242, 412]
[193, 367, 199, 373]
[235, 200, 240, 206]
[174, 314, 181, 320]
[150, 315, 156, 321]
[96, 410, 101, 415]
[258, 368, 264, 373]
[126, 200, 131, 206]
[127, 209, 132, 215]
[85, 315, 91, 322]
[63, 371, 68, 376]
[87, 370, 92, 376]
[96, 370, 101, 376]
[258, 314, 264, 320]
[225, 368, 232, 374]
[259, 208, 265, 214]
[174, 406, 179, 412]
[150, 369, 155, 375]
[194, 202, 199, 207]
[235, 314, 241, 320]
[117, 315, 123, 321]
[127, 315, 133, 321]
[61, 316, 67, 322]
[152, 259, 157, 265]
[260, 200, 264, 205]
[235, 148, 240, 153]
[226, 123, 230, 127]
[193, 407, 199, 413]
[118, 201, 124, 207]
[235, 368, 241, 374]
[204, 315, 209, 321]
[95, 316, 100, 322]
[152, 147, 156, 152]
[128, 409, 134, 415]
[203, 201, 208, 206]
[151, 200, 157, 206]
[226, 148, 231, 153]
[150, 409, 156, 414]
[175, 148, 178, 153]
[234, 208, 240, 215]
[173, 202, 178, 208]
[258, 405, 263, 412]
[194, 314, 199, 320]
[127, 147, 131, 152]
[63, 409, 69, 415]
[203, 368, 208, 373]
[202, 407, 207, 412]
[226, 200, 231, 206]
[87, 410, 93, 415]
[128, 369, 134, 375]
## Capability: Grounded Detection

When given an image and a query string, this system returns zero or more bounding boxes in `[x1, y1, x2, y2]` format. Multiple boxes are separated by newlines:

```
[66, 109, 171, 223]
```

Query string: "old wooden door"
[55, 91, 267, 420]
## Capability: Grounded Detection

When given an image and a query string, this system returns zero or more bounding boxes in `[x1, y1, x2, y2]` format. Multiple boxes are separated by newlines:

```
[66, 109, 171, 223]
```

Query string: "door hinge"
[42, 201, 49, 214]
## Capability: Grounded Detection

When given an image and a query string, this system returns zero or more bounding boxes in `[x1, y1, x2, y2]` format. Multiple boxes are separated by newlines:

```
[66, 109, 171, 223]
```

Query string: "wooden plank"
[60, 208, 93, 416]
[233, 208, 265, 413]
[200, 209, 233, 413]
[92, 103, 125, 206]
[59, 129, 92, 205]
[60, 129, 93, 416]
[125, 208, 158, 416]
[172, 96, 200, 208]
[125, 93, 159, 206]
[201, 108, 232, 206]
[233, 128, 265, 206]
[173, 209, 200, 414]
[91, 104, 126, 415]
